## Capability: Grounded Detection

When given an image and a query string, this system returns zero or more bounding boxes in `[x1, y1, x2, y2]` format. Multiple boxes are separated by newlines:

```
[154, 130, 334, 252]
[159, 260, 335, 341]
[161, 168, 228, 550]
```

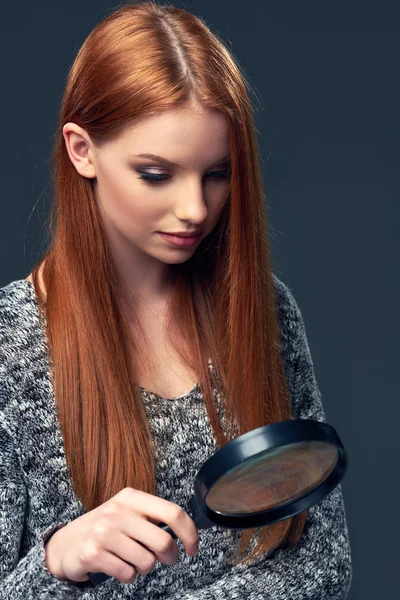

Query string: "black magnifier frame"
[88, 418, 348, 586]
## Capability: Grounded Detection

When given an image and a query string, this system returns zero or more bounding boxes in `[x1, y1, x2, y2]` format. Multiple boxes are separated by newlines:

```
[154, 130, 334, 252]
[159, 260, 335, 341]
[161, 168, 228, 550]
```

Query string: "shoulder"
[0, 278, 37, 339]
[271, 272, 303, 336]
[271, 273, 309, 380]
[0, 280, 52, 445]
[272, 273, 326, 421]
[0, 279, 42, 387]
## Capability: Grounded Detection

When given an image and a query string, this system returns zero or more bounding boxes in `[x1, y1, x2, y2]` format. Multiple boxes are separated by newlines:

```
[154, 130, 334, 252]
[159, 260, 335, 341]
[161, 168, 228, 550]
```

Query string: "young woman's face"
[65, 106, 231, 270]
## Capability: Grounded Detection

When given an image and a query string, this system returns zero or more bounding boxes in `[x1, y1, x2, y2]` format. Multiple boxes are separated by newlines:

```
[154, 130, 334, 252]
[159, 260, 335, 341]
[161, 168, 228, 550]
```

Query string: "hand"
[45, 487, 199, 585]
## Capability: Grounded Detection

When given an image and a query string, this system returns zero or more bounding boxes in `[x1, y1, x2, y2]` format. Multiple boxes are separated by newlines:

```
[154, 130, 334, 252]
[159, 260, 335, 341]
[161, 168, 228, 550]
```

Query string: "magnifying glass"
[88, 418, 348, 586]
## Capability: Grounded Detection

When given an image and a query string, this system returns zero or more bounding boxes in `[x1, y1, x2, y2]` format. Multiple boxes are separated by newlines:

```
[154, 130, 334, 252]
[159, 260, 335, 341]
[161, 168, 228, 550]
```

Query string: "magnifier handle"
[157, 521, 178, 539]
[157, 495, 214, 538]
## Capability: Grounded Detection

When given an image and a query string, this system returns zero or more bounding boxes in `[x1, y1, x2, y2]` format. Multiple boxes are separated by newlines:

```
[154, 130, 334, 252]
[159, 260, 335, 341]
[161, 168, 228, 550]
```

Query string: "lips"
[158, 232, 202, 247]
[160, 232, 202, 238]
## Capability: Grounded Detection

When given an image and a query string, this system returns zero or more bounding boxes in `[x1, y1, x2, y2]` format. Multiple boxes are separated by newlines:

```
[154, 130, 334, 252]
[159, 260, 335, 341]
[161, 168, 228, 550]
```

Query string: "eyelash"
[136, 170, 231, 184]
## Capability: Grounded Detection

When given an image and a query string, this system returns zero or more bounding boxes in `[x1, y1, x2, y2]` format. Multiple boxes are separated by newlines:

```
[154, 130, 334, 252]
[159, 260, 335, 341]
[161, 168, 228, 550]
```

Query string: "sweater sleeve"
[0, 380, 93, 599]
[166, 282, 353, 600]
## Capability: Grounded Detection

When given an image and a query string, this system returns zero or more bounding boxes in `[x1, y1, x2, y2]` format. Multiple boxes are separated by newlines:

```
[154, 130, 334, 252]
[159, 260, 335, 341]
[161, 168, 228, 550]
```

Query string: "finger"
[118, 488, 199, 555]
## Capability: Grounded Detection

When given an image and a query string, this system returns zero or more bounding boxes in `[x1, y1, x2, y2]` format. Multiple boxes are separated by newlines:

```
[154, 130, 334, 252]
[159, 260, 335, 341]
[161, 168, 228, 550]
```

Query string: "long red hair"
[31, 0, 306, 565]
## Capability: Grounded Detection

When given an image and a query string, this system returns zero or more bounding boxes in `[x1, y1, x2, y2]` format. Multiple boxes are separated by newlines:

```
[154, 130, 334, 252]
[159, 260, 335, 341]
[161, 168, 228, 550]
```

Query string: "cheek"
[208, 190, 228, 224]
[102, 180, 162, 228]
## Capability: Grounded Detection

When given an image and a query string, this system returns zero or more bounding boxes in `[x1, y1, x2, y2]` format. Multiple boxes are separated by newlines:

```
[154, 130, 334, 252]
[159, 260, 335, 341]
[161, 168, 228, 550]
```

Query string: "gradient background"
[1, 1, 398, 598]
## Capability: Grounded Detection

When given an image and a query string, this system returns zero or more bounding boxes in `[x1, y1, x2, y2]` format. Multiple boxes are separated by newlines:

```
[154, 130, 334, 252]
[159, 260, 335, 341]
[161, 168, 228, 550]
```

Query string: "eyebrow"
[130, 152, 231, 168]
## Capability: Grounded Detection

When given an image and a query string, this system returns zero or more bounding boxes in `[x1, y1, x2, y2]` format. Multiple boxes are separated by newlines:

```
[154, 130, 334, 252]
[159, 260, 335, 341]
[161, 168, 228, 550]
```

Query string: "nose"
[174, 180, 208, 225]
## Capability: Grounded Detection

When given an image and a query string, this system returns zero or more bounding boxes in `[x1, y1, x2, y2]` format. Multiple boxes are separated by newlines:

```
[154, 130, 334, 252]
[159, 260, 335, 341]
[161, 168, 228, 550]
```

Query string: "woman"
[0, 1, 352, 598]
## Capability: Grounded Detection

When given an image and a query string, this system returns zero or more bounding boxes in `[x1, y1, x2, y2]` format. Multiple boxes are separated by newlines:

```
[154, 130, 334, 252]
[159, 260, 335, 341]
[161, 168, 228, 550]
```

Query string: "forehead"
[118, 107, 230, 161]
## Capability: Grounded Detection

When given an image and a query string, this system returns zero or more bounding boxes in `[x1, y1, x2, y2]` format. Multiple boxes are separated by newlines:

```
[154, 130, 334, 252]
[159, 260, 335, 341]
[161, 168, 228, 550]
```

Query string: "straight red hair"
[31, 0, 307, 565]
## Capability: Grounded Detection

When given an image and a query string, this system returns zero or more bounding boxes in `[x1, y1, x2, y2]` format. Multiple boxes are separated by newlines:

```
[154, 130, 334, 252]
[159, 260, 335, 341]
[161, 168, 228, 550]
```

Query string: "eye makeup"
[136, 169, 231, 184]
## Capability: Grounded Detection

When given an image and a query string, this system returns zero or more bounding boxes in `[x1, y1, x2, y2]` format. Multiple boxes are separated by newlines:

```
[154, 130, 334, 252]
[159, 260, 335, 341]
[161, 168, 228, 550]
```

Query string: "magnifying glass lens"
[205, 441, 338, 514]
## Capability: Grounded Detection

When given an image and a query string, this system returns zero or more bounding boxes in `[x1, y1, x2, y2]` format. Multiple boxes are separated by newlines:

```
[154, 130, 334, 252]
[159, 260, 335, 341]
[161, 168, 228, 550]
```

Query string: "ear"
[62, 122, 96, 179]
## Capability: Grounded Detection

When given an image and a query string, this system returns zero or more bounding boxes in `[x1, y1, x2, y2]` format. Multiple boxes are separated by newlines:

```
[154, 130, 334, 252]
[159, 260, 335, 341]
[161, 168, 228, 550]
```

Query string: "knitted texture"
[0, 275, 352, 599]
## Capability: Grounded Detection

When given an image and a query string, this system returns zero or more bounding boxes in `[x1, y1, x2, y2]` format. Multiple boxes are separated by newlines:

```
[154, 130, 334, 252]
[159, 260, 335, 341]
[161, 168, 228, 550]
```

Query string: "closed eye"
[136, 170, 231, 184]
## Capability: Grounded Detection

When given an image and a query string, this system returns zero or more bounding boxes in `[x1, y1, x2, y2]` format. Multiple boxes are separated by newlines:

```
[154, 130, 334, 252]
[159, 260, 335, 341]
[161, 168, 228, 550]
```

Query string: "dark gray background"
[1, 1, 398, 598]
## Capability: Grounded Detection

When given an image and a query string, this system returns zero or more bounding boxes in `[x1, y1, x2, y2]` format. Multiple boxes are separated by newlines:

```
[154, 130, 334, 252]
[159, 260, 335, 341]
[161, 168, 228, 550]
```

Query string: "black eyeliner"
[136, 169, 231, 184]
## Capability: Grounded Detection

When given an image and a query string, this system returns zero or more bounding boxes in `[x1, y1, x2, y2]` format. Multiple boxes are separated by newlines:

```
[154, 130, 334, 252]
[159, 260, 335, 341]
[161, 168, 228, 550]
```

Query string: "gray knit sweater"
[0, 275, 352, 599]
